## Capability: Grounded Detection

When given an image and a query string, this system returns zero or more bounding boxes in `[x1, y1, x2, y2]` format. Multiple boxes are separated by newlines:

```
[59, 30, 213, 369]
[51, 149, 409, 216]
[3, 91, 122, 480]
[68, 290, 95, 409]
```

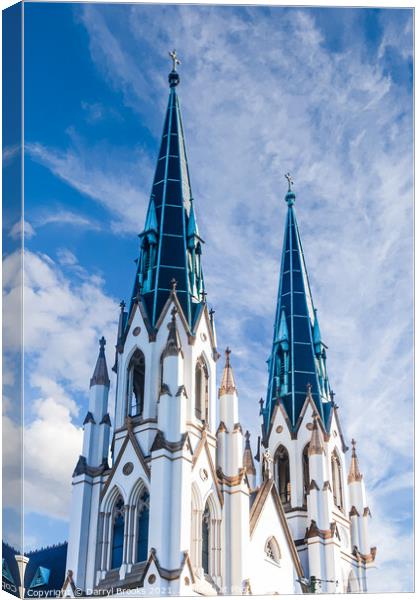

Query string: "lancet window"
[195, 358, 209, 422]
[302, 443, 310, 503]
[127, 349, 145, 418]
[111, 496, 125, 569]
[201, 503, 210, 575]
[136, 491, 149, 563]
[275, 445, 291, 506]
[331, 449, 344, 509]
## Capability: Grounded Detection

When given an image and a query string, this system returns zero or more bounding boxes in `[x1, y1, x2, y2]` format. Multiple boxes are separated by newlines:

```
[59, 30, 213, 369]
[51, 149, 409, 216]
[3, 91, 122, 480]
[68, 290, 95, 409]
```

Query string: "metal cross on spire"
[169, 49, 181, 72]
[285, 172, 294, 192]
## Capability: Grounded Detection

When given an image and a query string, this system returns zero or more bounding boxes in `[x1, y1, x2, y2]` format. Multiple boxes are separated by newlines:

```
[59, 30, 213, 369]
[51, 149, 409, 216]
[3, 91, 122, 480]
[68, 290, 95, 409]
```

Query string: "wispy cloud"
[26, 139, 152, 234]
[35, 209, 101, 231]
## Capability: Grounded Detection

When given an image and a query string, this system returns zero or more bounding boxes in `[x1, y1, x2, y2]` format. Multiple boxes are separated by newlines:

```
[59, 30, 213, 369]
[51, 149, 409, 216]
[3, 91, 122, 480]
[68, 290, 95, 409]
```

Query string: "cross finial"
[285, 172, 294, 192]
[119, 300, 126, 312]
[200, 289, 207, 302]
[351, 438, 356, 448]
[99, 336, 106, 355]
[169, 49, 181, 72]
[170, 278, 177, 292]
[306, 382, 312, 395]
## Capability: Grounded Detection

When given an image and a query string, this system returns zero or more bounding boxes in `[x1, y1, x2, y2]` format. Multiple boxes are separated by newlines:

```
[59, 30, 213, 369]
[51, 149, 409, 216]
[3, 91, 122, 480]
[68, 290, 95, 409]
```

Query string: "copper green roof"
[264, 185, 333, 431]
[129, 67, 205, 329]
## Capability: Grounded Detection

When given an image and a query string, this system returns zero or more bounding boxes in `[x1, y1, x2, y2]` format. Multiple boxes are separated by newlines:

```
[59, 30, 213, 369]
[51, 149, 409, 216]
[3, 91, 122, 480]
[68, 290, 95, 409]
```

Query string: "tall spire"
[90, 337, 110, 388]
[264, 178, 333, 431]
[348, 439, 363, 483]
[218, 347, 237, 397]
[130, 53, 205, 329]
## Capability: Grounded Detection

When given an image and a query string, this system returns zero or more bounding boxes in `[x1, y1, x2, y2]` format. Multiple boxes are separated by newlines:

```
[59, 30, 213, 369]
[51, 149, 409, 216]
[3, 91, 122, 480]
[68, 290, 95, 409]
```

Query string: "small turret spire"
[308, 412, 324, 455]
[90, 337, 110, 388]
[284, 172, 296, 206]
[348, 439, 363, 483]
[163, 307, 182, 357]
[168, 49, 180, 87]
[218, 347, 237, 397]
[243, 430, 256, 478]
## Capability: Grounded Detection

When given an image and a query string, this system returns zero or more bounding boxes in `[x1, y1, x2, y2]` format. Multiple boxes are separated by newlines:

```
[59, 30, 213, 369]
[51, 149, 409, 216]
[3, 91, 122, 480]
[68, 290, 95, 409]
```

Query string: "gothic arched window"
[195, 358, 209, 422]
[136, 491, 149, 563]
[302, 443, 310, 503]
[264, 536, 281, 564]
[111, 496, 125, 569]
[201, 503, 210, 575]
[275, 445, 291, 506]
[127, 349, 145, 418]
[331, 450, 344, 509]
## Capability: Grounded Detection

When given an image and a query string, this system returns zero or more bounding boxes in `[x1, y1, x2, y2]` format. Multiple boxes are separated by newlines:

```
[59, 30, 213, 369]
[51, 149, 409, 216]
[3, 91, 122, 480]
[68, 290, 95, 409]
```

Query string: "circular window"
[148, 574, 156, 584]
[133, 326, 141, 336]
[306, 422, 314, 430]
[123, 462, 134, 475]
[200, 332, 207, 341]
[184, 577, 190, 586]
[276, 425, 283, 433]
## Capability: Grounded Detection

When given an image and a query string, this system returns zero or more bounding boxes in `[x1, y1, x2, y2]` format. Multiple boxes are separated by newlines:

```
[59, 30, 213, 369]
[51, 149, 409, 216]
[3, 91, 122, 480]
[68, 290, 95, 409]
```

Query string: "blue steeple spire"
[264, 177, 333, 432]
[130, 52, 205, 329]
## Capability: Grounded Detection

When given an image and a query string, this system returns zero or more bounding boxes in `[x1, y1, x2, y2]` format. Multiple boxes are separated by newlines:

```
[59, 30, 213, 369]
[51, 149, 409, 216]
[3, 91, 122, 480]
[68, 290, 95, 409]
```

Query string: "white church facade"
[64, 56, 376, 597]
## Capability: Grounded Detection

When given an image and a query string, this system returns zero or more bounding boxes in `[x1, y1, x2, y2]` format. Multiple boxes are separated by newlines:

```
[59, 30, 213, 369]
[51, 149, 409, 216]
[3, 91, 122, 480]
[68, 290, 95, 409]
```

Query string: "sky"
[2, 2, 413, 593]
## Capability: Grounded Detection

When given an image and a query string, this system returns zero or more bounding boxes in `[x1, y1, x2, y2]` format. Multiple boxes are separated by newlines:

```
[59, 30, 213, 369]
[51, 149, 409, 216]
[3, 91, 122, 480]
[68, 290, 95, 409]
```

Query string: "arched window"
[302, 443, 310, 503]
[195, 358, 209, 422]
[127, 349, 145, 417]
[264, 536, 281, 564]
[136, 491, 149, 563]
[275, 445, 291, 506]
[111, 496, 125, 569]
[202, 503, 210, 575]
[331, 450, 344, 509]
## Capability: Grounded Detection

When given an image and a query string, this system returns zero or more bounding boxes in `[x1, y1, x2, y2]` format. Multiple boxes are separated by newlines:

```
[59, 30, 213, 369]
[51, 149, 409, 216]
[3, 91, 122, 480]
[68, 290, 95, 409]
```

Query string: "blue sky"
[2, 3, 413, 592]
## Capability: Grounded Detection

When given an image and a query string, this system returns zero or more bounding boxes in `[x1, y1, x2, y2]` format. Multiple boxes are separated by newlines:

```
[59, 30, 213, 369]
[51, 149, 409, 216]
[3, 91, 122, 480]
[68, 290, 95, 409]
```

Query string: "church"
[63, 55, 376, 597]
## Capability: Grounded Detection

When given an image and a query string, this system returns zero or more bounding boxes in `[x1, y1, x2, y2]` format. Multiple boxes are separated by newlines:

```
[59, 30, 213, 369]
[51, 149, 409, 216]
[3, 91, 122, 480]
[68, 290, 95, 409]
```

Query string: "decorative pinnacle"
[90, 336, 110, 388]
[348, 438, 363, 483]
[284, 172, 296, 206]
[169, 49, 181, 72]
[219, 347, 236, 397]
[308, 412, 324, 455]
[119, 300, 126, 312]
[306, 382, 312, 395]
[245, 430, 251, 446]
[285, 172, 294, 192]
[171, 278, 177, 292]
[168, 50, 181, 87]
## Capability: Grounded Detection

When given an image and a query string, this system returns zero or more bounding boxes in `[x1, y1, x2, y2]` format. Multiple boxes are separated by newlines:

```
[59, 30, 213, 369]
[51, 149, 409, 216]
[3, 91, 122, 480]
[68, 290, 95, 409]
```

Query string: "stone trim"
[150, 430, 192, 454]
[353, 545, 377, 564]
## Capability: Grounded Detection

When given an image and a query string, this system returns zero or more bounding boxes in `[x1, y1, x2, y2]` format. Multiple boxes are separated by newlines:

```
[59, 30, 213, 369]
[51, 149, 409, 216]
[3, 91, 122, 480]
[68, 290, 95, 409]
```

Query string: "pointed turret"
[308, 412, 324, 456]
[264, 176, 333, 431]
[129, 56, 205, 329]
[90, 337, 110, 388]
[163, 306, 182, 357]
[243, 430, 256, 490]
[219, 347, 237, 398]
[348, 438, 363, 483]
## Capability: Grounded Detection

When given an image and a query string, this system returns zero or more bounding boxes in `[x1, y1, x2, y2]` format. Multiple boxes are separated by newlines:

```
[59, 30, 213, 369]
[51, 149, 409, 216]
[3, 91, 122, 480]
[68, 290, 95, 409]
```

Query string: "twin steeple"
[264, 179, 333, 432]
[130, 51, 205, 330]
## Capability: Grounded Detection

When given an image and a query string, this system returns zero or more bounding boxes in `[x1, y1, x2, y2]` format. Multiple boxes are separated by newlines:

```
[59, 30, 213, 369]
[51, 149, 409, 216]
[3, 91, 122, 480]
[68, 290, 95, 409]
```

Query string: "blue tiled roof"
[24, 542, 67, 597]
[128, 69, 205, 330]
[264, 190, 333, 431]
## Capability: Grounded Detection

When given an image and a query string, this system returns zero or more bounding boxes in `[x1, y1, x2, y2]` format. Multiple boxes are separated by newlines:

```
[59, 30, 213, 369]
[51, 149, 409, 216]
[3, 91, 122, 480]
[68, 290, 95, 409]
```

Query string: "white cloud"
[2, 250, 118, 521]
[9, 219, 36, 240]
[35, 209, 101, 232]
